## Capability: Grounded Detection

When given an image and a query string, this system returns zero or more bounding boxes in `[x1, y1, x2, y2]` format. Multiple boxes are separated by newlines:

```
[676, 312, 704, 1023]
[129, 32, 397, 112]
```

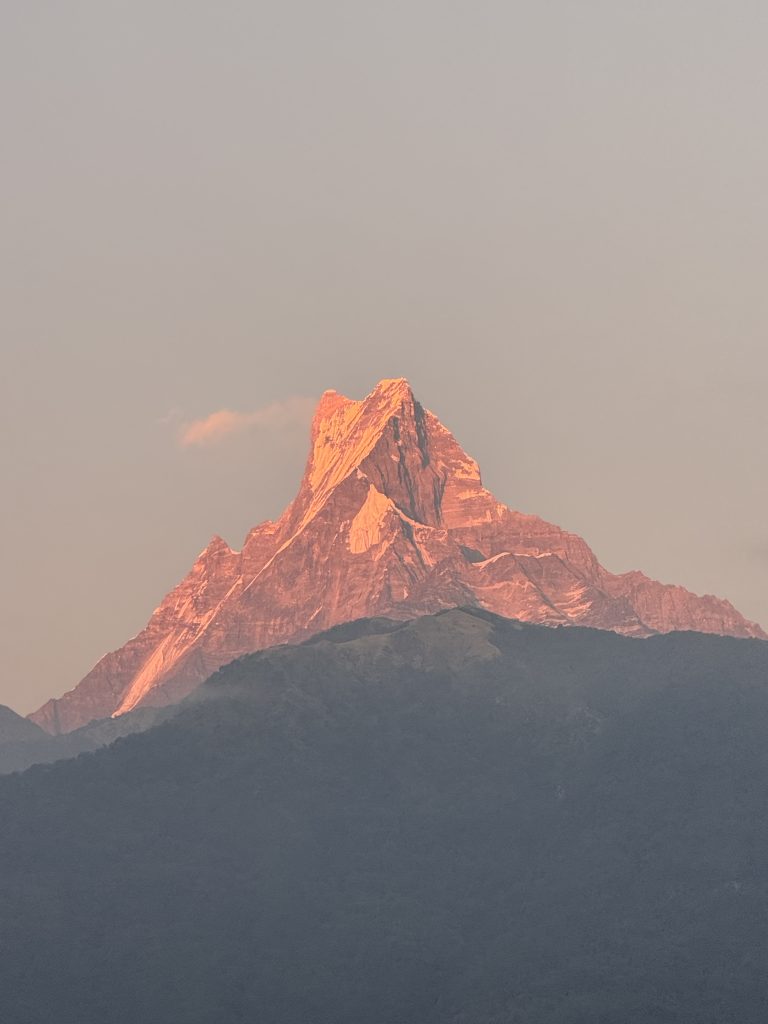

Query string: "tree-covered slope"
[2, 609, 768, 1023]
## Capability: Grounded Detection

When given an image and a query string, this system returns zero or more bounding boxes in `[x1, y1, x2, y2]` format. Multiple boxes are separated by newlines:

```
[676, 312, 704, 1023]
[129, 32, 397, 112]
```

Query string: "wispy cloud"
[179, 397, 315, 448]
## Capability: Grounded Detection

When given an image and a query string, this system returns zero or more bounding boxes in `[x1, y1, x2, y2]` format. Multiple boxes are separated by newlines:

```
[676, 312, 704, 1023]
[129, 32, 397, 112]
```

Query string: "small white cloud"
[179, 397, 315, 448]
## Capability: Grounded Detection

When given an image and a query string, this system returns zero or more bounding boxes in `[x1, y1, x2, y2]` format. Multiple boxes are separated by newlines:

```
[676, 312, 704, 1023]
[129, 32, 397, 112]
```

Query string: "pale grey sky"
[2, 1, 766, 713]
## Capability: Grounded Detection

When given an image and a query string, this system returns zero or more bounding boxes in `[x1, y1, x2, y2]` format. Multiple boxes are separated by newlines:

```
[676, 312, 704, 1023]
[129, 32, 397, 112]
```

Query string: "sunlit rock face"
[30, 377, 766, 734]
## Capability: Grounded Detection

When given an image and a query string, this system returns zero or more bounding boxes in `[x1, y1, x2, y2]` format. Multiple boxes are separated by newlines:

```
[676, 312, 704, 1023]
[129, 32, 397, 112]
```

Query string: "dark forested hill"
[2, 608, 768, 1023]
[0, 704, 46, 746]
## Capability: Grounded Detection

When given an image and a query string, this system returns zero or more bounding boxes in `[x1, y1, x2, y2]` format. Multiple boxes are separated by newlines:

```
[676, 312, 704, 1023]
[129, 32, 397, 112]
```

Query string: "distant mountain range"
[30, 378, 765, 734]
[4, 609, 768, 1022]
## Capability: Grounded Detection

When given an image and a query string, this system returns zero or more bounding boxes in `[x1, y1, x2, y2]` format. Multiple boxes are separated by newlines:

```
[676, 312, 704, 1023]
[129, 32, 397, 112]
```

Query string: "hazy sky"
[2, 2, 767, 714]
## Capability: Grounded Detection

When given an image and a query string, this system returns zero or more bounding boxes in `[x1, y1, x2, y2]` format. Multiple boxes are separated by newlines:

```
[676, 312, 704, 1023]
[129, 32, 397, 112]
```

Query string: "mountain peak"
[312, 378, 414, 434]
[29, 379, 766, 735]
[197, 535, 234, 560]
[371, 376, 415, 399]
[297, 377, 433, 528]
[300, 376, 489, 531]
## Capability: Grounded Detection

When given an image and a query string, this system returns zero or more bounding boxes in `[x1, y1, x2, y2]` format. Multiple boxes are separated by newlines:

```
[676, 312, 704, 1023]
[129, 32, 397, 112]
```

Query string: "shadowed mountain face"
[4, 609, 768, 1022]
[30, 378, 765, 734]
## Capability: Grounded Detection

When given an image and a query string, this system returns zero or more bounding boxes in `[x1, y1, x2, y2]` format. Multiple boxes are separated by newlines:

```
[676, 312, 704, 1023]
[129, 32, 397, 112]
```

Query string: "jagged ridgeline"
[31, 379, 765, 734]
[2, 610, 768, 1022]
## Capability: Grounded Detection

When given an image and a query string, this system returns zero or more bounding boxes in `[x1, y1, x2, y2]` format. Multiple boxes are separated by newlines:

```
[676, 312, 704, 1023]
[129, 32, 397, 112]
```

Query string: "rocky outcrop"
[30, 378, 766, 734]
